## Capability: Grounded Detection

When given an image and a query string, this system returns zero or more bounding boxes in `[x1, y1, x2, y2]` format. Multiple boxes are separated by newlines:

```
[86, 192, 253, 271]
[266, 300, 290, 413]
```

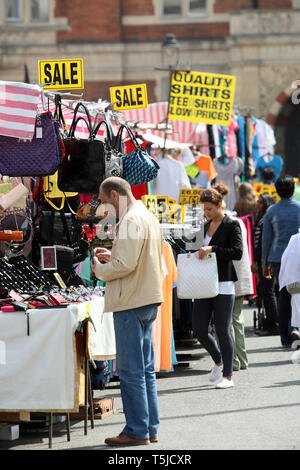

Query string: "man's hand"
[94, 247, 111, 264]
[262, 265, 273, 279]
[198, 246, 212, 260]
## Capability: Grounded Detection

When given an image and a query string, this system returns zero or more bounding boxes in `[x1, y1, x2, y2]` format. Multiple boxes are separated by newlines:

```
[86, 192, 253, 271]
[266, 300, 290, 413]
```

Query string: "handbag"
[0, 183, 29, 210]
[0, 212, 32, 243]
[58, 103, 105, 194]
[0, 112, 60, 177]
[287, 281, 300, 295]
[39, 211, 74, 246]
[115, 125, 159, 186]
[177, 252, 219, 299]
[93, 120, 123, 179]
[75, 194, 108, 225]
[43, 171, 78, 211]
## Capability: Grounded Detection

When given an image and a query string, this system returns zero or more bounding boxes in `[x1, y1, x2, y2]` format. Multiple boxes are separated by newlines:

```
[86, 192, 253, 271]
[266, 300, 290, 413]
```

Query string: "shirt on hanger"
[152, 155, 191, 202]
[194, 154, 217, 181]
[214, 158, 240, 211]
[255, 154, 283, 182]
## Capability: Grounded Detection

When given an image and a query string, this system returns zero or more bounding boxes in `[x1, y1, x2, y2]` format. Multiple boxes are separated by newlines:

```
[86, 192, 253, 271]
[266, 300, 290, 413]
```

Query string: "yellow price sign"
[155, 196, 170, 223]
[110, 84, 148, 111]
[253, 183, 280, 203]
[170, 204, 185, 224]
[142, 195, 158, 217]
[167, 198, 177, 207]
[179, 189, 202, 205]
[38, 59, 84, 90]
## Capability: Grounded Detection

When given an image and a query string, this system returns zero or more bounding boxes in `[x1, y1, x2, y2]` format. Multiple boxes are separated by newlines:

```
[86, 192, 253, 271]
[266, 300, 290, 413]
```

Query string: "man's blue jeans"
[113, 304, 160, 439]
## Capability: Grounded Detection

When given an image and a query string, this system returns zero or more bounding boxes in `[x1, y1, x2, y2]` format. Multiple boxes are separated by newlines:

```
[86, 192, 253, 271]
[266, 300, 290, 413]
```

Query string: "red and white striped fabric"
[0, 81, 41, 140]
[121, 101, 209, 151]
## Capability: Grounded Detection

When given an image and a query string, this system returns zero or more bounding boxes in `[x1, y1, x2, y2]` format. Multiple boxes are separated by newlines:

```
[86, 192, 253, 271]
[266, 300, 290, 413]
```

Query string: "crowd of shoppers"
[90, 169, 300, 446]
[192, 172, 300, 394]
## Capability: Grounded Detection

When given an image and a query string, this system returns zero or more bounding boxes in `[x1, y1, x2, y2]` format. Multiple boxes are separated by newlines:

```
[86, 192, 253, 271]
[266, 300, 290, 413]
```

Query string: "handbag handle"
[114, 124, 142, 153]
[54, 96, 68, 134]
[68, 102, 93, 138]
[69, 116, 93, 139]
[93, 120, 113, 143]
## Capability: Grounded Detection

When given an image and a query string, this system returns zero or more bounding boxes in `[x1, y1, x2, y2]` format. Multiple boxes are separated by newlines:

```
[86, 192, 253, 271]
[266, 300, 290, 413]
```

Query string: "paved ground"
[1, 303, 300, 451]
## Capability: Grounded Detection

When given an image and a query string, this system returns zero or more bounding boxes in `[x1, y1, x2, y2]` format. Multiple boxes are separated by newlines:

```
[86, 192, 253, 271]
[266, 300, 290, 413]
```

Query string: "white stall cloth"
[0, 298, 115, 411]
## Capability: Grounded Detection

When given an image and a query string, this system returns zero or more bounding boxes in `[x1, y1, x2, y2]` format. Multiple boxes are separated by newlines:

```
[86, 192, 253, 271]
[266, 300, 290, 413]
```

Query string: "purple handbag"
[0, 112, 59, 177]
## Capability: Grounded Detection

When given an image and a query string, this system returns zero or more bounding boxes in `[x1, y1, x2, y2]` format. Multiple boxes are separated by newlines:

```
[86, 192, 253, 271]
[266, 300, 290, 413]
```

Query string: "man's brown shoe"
[150, 436, 158, 443]
[104, 433, 150, 447]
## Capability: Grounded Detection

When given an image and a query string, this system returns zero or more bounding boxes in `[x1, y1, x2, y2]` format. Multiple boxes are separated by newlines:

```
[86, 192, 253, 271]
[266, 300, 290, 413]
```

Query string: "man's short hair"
[275, 176, 295, 199]
[262, 167, 275, 183]
[100, 177, 131, 197]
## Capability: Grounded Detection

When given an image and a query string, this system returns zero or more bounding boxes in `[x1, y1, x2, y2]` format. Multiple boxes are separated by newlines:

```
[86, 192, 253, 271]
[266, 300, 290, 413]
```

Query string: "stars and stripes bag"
[114, 125, 159, 186]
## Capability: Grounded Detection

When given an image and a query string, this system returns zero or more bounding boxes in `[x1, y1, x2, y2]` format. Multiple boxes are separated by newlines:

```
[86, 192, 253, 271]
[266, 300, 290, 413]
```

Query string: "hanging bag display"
[0, 183, 29, 211]
[177, 252, 219, 299]
[93, 120, 123, 179]
[58, 103, 105, 194]
[0, 212, 32, 243]
[114, 124, 159, 186]
[0, 112, 60, 177]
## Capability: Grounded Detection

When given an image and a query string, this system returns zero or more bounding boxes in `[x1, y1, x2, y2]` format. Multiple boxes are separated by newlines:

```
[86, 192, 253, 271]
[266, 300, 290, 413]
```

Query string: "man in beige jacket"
[92, 177, 164, 447]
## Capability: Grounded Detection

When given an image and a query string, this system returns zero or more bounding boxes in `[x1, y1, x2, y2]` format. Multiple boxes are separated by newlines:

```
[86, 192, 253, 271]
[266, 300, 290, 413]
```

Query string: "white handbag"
[177, 251, 219, 299]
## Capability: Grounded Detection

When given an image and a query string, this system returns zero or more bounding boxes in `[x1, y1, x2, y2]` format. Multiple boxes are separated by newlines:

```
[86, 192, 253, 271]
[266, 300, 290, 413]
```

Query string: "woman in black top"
[193, 185, 243, 389]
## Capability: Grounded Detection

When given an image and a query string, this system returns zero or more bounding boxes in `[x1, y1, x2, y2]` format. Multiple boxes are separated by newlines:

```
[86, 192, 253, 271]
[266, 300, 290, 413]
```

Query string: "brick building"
[1, 0, 300, 172]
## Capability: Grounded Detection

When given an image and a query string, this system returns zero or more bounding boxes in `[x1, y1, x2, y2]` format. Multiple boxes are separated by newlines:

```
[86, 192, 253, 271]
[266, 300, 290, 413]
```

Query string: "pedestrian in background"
[252, 193, 279, 336]
[234, 182, 258, 218]
[231, 217, 253, 371]
[262, 176, 300, 347]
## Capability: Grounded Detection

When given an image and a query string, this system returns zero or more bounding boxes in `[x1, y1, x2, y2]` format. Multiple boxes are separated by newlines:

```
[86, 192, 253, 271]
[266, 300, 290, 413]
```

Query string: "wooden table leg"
[66, 413, 71, 441]
[84, 357, 88, 435]
[87, 364, 94, 429]
[49, 413, 53, 449]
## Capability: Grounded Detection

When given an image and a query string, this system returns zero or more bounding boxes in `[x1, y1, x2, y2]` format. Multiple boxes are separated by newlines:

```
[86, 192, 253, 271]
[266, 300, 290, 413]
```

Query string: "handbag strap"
[68, 102, 93, 139]
[93, 120, 112, 143]
[59, 211, 72, 246]
[114, 124, 142, 153]
[43, 176, 65, 211]
[69, 116, 93, 139]
[54, 95, 68, 134]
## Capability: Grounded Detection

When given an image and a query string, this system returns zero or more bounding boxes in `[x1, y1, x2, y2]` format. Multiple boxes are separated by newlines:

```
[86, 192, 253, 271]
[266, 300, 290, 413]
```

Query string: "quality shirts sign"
[168, 71, 236, 126]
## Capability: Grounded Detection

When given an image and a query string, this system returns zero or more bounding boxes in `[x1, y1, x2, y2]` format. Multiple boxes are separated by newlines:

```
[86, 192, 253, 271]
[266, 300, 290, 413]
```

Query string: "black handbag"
[58, 103, 105, 195]
[39, 211, 73, 246]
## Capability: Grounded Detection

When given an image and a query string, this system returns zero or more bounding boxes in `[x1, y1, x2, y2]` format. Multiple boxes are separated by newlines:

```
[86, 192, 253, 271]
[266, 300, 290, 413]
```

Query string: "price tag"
[141, 195, 158, 217]
[156, 196, 169, 223]
[167, 198, 177, 207]
[253, 183, 280, 203]
[179, 189, 202, 205]
[170, 204, 185, 224]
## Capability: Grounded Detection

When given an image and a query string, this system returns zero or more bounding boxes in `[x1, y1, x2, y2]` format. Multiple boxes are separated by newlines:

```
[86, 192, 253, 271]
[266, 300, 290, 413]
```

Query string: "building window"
[5, 0, 22, 21]
[187, 0, 207, 15]
[162, 0, 182, 16]
[30, 0, 49, 22]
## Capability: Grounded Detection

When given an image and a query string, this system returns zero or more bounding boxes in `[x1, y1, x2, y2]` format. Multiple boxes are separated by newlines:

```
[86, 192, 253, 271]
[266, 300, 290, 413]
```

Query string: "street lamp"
[155, 34, 182, 156]
[161, 33, 180, 68]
